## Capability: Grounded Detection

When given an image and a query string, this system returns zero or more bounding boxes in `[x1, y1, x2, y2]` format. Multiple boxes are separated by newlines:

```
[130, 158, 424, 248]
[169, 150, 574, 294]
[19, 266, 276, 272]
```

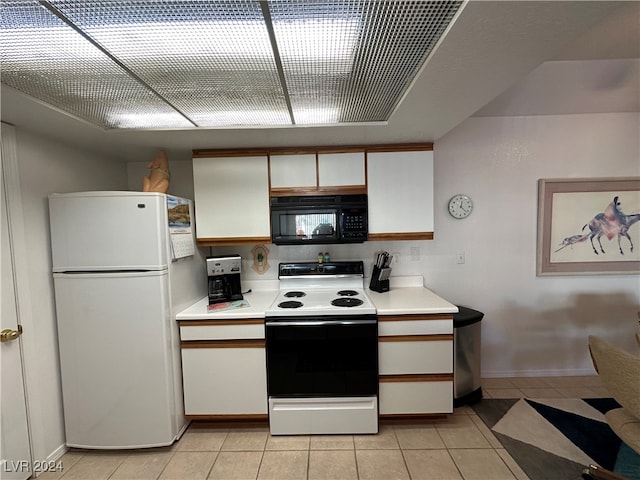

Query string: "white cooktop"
[265, 278, 376, 317]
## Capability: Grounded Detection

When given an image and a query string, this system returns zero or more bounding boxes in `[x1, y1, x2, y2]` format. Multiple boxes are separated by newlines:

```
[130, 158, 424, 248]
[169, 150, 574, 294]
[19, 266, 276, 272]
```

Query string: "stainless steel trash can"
[453, 306, 483, 407]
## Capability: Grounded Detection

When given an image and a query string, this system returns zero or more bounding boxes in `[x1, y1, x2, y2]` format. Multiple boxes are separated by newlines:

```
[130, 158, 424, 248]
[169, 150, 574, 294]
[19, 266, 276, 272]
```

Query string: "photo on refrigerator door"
[167, 195, 191, 228]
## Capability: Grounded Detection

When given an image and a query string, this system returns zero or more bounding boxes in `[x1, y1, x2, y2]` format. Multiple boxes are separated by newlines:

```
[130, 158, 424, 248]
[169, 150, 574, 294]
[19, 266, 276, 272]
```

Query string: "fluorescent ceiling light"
[0, 0, 463, 129]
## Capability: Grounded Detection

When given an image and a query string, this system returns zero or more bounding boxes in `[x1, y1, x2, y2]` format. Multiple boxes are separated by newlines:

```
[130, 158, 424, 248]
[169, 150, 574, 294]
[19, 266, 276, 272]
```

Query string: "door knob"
[0, 325, 23, 343]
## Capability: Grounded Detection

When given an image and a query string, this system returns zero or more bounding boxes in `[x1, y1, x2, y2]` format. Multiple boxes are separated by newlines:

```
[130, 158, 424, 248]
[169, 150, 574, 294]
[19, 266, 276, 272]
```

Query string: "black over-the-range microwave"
[270, 194, 368, 245]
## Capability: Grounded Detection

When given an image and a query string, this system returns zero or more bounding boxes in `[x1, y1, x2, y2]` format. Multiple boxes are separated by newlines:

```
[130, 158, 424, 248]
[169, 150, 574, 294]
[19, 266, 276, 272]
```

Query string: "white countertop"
[175, 276, 457, 320]
[176, 290, 277, 320]
[366, 276, 458, 315]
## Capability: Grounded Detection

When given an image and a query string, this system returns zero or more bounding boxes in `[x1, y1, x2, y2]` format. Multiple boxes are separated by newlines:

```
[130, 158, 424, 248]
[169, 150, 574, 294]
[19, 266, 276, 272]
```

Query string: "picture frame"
[536, 177, 640, 276]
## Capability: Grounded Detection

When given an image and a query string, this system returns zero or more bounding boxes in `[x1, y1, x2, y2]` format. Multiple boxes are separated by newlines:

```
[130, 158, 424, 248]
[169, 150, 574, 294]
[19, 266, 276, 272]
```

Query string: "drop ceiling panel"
[46, 0, 289, 127]
[1, 0, 463, 129]
[0, 0, 194, 129]
[270, 0, 462, 124]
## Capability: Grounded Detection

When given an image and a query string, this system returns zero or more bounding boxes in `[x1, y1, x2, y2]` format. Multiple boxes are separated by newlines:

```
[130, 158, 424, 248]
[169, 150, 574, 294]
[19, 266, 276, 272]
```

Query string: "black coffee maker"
[206, 255, 243, 304]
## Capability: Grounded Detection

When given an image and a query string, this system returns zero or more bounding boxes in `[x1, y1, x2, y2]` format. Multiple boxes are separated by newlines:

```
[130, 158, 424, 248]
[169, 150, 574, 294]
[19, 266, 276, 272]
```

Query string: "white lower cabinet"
[180, 323, 264, 341]
[378, 314, 454, 416]
[181, 345, 267, 415]
[379, 339, 452, 375]
[179, 313, 453, 420]
[179, 321, 267, 417]
[379, 380, 452, 415]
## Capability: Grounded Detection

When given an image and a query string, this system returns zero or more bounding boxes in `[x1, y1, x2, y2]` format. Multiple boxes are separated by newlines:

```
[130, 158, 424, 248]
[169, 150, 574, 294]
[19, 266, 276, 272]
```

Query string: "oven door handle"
[266, 319, 377, 327]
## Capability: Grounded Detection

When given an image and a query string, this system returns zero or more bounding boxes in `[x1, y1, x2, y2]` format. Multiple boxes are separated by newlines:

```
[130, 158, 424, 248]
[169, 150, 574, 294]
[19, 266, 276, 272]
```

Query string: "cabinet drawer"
[378, 337, 452, 375]
[378, 318, 452, 336]
[180, 320, 265, 341]
[379, 379, 452, 414]
[181, 347, 267, 415]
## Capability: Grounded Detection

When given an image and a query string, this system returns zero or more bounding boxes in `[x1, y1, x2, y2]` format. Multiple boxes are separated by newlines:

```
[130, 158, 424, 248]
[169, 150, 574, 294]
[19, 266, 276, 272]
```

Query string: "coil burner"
[278, 301, 303, 309]
[337, 290, 359, 296]
[331, 297, 364, 308]
[284, 291, 306, 298]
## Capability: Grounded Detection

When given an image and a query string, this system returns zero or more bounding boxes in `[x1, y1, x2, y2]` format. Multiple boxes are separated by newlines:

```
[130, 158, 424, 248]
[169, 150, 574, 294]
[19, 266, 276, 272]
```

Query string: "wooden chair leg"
[582, 464, 631, 480]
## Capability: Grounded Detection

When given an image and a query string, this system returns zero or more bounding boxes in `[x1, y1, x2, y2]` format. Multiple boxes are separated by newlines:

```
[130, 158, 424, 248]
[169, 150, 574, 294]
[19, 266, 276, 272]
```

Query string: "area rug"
[472, 398, 640, 480]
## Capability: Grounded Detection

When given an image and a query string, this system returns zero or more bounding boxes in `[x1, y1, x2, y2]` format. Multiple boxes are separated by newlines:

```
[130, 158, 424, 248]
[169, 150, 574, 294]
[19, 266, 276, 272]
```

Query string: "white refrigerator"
[49, 191, 205, 449]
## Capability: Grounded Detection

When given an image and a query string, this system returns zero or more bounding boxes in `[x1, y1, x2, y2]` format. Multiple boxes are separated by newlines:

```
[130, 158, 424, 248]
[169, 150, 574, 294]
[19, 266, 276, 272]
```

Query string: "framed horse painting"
[537, 177, 640, 275]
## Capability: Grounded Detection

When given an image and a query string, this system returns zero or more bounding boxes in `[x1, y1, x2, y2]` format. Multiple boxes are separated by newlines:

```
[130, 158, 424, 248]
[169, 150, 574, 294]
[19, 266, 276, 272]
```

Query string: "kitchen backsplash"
[209, 240, 444, 283]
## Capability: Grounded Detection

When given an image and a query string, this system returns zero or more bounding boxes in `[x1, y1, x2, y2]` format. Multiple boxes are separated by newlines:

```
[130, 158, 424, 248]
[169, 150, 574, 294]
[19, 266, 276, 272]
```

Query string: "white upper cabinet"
[269, 151, 366, 191]
[318, 152, 365, 186]
[270, 154, 316, 188]
[192, 144, 433, 245]
[192, 155, 270, 245]
[367, 150, 434, 239]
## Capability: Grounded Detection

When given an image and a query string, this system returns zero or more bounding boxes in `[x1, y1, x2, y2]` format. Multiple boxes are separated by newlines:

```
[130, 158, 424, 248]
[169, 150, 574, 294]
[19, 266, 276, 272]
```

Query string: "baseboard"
[47, 443, 67, 463]
[30, 444, 68, 478]
[176, 419, 190, 441]
[481, 368, 596, 378]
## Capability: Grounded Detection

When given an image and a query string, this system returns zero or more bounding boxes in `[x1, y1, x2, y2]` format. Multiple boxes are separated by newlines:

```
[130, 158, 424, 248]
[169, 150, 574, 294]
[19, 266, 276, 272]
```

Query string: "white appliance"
[265, 262, 378, 435]
[49, 191, 205, 449]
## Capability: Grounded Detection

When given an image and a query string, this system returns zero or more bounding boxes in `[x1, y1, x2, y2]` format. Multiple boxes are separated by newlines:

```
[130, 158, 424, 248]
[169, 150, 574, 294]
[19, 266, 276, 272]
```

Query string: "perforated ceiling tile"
[0, 0, 463, 129]
[46, 0, 290, 127]
[269, 1, 462, 125]
[0, 0, 195, 129]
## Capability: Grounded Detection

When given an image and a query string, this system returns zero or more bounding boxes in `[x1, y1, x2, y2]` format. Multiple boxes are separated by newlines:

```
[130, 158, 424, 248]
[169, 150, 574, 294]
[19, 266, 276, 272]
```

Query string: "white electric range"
[265, 261, 379, 435]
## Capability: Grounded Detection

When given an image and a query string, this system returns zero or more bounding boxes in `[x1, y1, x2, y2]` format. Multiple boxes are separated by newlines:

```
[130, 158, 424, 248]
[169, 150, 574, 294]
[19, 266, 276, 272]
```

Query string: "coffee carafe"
[206, 255, 243, 304]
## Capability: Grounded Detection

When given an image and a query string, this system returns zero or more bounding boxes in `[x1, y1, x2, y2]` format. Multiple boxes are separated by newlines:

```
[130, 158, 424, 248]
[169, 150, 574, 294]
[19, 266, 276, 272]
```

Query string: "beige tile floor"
[40, 376, 606, 480]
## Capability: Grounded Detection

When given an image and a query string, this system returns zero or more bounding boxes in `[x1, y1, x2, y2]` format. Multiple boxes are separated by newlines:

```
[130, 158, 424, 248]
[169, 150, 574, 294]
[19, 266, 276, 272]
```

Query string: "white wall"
[11, 127, 127, 462]
[431, 113, 639, 376]
[210, 112, 640, 377]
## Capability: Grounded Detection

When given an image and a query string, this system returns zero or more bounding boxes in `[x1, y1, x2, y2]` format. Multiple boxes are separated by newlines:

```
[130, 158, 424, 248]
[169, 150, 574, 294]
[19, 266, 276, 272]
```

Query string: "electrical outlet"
[410, 247, 420, 261]
[392, 252, 401, 264]
[456, 252, 465, 264]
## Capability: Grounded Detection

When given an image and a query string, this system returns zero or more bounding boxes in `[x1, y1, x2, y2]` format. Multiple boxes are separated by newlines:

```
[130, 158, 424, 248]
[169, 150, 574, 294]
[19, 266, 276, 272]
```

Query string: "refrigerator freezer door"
[49, 192, 169, 271]
[54, 270, 179, 448]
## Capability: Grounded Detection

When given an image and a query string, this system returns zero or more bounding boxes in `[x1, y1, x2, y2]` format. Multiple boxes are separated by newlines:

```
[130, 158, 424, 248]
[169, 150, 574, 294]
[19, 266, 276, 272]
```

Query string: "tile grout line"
[392, 426, 411, 480]
[255, 450, 265, 480]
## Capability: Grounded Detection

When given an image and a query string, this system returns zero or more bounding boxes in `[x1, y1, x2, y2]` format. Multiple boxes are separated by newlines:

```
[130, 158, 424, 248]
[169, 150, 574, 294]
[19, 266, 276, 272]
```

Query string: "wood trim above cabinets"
[197, 236, 271, 247]
[366, 144, 433, 153]
[181, 339, 266, 348]
[193, 149, 270, 158]
[368, 232, 434, 241]
[270, 185, 367, 197]
[193, 143, 433, 157]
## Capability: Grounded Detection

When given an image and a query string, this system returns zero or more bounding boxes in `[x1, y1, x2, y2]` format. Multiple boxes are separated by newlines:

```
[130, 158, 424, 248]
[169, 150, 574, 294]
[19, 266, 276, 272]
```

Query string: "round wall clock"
[448, 194, 473, 219]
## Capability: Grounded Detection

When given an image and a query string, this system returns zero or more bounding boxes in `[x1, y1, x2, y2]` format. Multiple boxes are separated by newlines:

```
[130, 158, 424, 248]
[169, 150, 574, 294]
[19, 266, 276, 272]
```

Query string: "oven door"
[265, 315, 378, 397]
[270, 207, 339, 245]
